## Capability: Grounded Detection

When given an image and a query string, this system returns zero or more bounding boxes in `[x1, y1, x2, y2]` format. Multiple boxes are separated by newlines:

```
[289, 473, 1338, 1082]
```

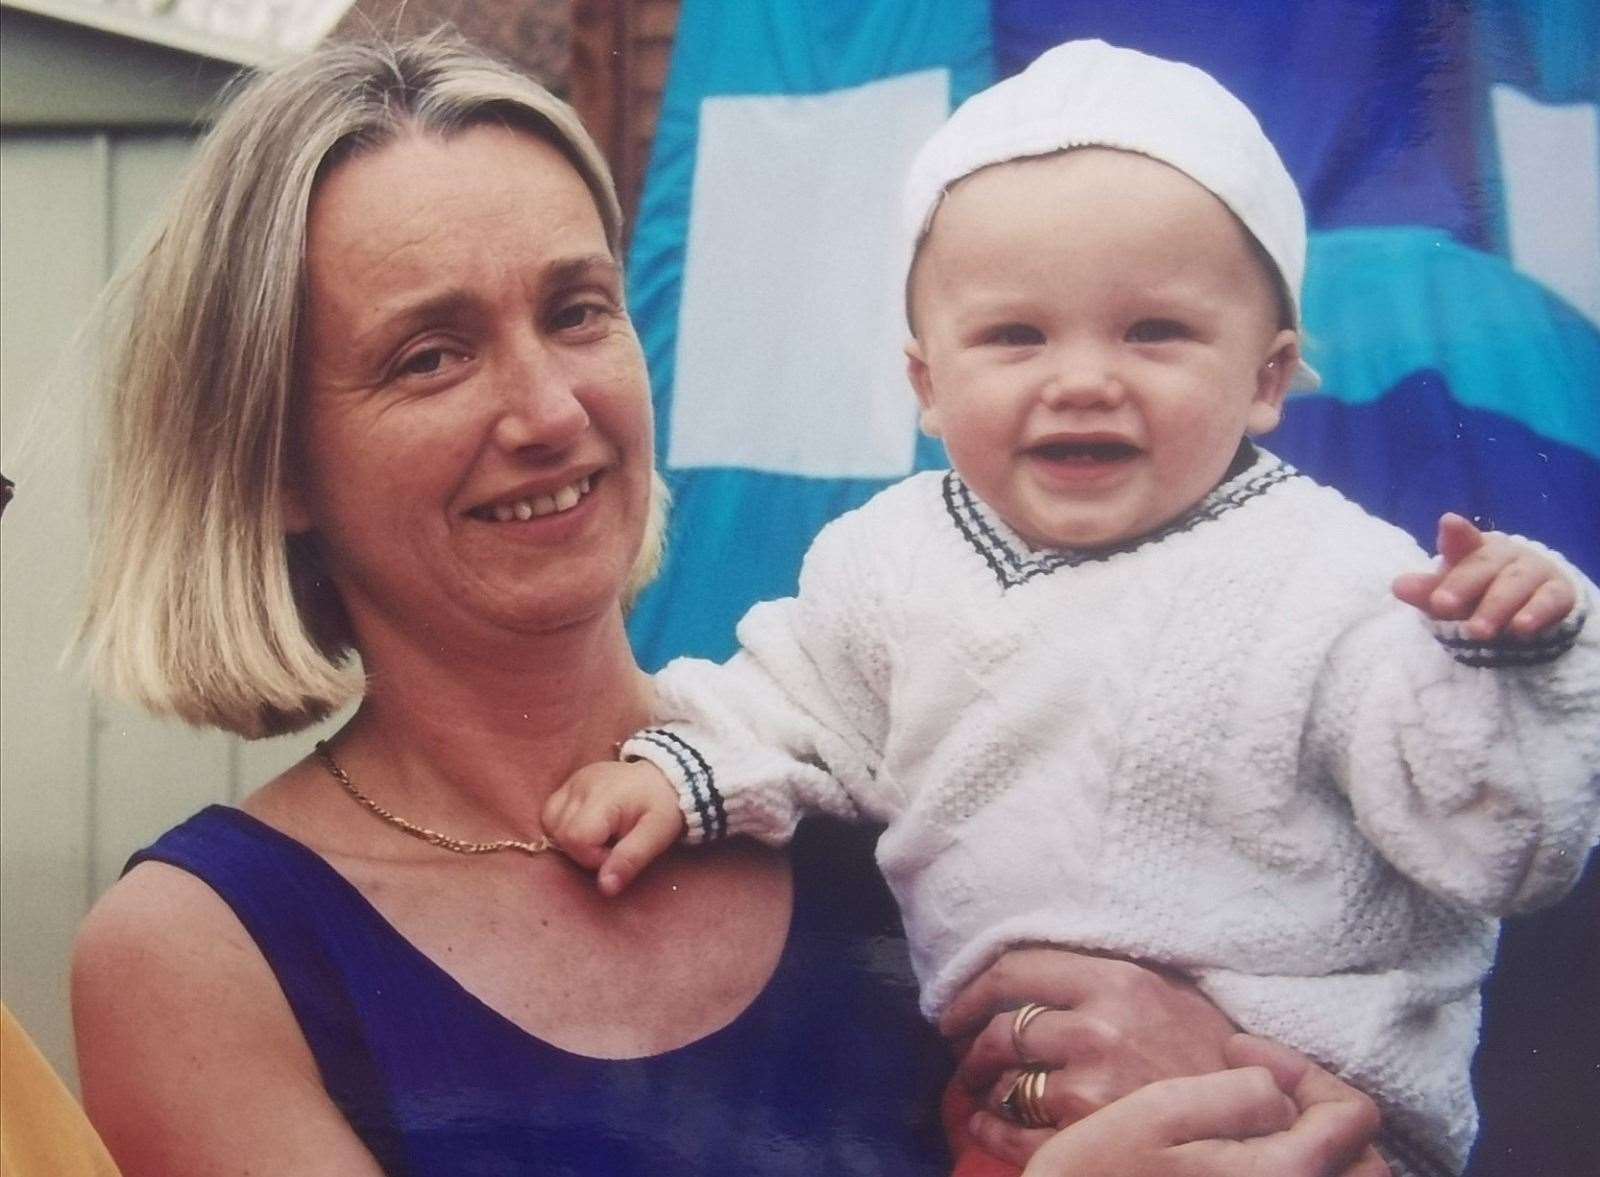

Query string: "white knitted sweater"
[624, 449, 1600, 1176]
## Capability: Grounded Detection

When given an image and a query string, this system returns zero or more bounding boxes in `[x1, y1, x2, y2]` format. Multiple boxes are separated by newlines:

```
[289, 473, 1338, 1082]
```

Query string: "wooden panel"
[0, 8, 238, 130]
[570, 0, 683, 242]
[0, 133, 107, 1083]
[634, 0, 678, 41]
[332, 0, 570, 90]
[87, 134, 236, 897]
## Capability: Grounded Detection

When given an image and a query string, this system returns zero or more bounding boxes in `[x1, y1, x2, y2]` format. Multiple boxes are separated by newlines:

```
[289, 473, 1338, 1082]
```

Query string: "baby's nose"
[1043, 346, 1124, 406]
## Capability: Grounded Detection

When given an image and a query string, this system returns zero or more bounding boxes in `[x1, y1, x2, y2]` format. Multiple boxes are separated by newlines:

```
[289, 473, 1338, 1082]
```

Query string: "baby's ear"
[1247, 329, 1299, 435]
[905, 339, 943, 439]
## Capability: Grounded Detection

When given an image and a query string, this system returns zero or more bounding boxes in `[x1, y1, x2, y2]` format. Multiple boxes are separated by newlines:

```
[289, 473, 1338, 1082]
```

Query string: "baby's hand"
[1392, 513, 1577, 641]
[542, 760, 685, 896]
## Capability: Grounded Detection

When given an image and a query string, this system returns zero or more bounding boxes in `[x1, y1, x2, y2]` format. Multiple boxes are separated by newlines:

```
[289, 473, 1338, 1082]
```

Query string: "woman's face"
[288, 124, 653, 650]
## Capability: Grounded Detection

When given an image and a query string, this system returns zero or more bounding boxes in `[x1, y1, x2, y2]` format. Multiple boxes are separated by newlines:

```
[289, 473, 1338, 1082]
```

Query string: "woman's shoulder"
[73, 818, 384, 1174]
[71, 854, 303, 1133]
[73, 840, 279, 1024]
[74, 812, 291, 1017]
[74, 787, 338, 1048]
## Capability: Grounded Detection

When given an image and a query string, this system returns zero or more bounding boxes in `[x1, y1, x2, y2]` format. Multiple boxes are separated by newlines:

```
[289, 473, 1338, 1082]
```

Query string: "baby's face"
[906, 148, 1297, 550]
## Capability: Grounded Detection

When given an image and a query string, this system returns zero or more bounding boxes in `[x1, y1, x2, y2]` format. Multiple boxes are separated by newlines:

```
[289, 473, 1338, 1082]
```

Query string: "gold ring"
[1009, 1001, 1052, 1063]
[999, 1065, 1053, 1129]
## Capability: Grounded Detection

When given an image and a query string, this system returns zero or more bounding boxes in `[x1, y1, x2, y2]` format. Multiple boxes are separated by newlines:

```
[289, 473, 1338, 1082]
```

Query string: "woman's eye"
[396, 347, 461, 378]
[551, 300, 612, 332]
[986, 323, 1045, 346]
[1126, 319, 1189, 343]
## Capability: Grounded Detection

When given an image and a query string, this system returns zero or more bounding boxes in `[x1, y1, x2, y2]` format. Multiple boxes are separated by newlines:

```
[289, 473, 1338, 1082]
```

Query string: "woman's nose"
[492, 348, 590, 453]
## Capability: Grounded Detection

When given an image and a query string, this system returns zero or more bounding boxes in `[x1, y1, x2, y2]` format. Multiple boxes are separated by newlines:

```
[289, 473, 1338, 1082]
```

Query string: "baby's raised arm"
[1309, 512, 1598, 915]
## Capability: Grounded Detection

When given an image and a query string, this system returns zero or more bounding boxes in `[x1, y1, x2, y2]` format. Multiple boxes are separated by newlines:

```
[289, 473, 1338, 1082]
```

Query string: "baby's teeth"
[493, 503, 515, 523]
[513, 500, 534, 521]
[553, 484, 580, 511]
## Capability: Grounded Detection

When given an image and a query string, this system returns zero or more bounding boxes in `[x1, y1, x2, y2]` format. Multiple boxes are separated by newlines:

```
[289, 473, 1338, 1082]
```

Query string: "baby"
[547, 40, 1600, 1177]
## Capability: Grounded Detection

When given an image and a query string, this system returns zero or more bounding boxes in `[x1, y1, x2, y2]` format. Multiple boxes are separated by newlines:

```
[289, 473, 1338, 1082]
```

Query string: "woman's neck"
[330, 606, 653, 837]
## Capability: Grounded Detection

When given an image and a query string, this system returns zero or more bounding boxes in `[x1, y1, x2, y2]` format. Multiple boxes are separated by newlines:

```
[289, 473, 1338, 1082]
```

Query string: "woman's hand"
[1020, 1035, 1387, 1177]
[943, 947, 1236, 1159]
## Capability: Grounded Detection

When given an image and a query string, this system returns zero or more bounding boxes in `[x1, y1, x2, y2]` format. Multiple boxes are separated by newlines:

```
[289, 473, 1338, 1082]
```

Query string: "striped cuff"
[1433, 606, 1587, 668]
[619, 729, 728, 844]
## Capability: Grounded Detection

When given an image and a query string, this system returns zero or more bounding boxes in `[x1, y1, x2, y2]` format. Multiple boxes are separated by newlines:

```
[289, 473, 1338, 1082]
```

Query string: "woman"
[70, 35, 1383, 1177]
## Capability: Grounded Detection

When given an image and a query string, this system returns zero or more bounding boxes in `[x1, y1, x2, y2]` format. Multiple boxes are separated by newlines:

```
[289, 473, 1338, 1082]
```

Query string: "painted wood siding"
[0, 130, 342, 1086]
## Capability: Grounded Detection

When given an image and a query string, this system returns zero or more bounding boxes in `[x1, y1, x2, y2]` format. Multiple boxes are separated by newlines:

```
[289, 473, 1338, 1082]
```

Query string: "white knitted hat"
[903, 39, 1319, 390]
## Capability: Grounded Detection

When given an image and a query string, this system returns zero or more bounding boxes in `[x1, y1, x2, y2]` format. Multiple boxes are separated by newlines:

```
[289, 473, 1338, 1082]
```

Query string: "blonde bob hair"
[82, 33, 669, 739]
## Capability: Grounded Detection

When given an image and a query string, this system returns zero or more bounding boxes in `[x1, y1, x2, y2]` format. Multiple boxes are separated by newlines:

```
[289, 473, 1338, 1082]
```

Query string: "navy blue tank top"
[128, 807, 950, 1176]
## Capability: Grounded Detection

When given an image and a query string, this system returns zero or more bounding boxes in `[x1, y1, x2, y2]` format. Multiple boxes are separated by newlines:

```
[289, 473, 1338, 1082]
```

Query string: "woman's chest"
[344, 848, 795, 1058]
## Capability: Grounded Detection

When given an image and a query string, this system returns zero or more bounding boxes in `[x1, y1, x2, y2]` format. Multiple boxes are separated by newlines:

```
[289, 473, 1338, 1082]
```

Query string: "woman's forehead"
[304, 128, 608, 299]
[297, 126, 616, 377]
[309, 125, 600, 247]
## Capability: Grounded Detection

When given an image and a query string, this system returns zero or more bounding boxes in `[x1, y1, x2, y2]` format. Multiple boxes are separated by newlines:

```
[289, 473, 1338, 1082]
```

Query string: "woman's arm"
[72, 864, 384, 1177]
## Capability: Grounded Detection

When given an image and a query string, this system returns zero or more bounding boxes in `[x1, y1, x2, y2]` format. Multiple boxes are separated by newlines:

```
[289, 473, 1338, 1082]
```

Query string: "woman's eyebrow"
[348, 255, 622, 352]
[542, 253, 621, 288]
[347, 290, 480, 353]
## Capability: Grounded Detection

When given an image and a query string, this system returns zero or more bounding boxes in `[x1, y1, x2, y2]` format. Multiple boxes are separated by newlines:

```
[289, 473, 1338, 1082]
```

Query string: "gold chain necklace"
[314, 740, 555, 857]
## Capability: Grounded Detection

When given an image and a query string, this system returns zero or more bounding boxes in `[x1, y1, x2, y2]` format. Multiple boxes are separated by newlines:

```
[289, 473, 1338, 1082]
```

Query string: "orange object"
[0, 1002, 120, 1177]
[941, 1079, 1024, 1177]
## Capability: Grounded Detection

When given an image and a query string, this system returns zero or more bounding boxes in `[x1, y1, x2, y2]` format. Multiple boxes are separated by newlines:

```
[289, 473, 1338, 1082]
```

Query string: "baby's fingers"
[544, 794, 619, 872]
[1422, 541, 1514, 625]
[1390, 570, 1442, 613]
[598, 806, 685, 896]
[1458, 554, 1564, 641]
[1507, 575, 1578, 638]
[1435, 512, 1485, 566]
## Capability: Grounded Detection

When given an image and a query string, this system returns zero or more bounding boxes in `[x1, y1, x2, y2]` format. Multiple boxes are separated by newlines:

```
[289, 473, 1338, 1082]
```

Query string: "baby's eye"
[1126, 319, 1189, 344]
[985, 323, 1045, 347]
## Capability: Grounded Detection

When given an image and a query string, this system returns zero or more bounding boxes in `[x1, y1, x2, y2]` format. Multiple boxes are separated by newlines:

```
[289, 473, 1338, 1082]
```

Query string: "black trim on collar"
[942, 446, 1302, 591]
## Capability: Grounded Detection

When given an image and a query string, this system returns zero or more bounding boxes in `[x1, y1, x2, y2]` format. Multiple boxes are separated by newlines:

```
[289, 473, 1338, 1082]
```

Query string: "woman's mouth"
[470, 475, 594, 522]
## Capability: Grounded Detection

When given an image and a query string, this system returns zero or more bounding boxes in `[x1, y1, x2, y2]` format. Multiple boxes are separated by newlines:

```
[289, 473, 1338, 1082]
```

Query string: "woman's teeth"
[484, 476, 592, 522]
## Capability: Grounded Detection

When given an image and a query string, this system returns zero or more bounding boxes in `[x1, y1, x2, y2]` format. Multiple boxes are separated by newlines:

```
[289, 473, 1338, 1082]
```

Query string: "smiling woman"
[67, 34, 953, 1177]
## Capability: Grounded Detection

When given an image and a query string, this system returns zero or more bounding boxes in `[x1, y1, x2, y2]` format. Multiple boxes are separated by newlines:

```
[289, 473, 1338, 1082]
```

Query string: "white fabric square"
[1491, 84, 1600, 328]
[668, 70, 950, 478]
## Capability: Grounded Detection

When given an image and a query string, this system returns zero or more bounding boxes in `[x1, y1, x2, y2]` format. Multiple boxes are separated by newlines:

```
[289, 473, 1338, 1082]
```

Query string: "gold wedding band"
[999, 1064, 1053, 1129]
[1009, 1001, 1052, 1063]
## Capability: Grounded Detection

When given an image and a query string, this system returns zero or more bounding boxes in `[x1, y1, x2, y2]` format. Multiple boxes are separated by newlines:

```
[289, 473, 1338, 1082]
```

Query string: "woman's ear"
[906, 339, 942, 439]
[1247, 329, 1299, 436]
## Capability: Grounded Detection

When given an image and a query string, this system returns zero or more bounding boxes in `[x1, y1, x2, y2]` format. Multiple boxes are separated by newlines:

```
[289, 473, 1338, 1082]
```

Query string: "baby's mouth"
[1028, 439, 1141, 463]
